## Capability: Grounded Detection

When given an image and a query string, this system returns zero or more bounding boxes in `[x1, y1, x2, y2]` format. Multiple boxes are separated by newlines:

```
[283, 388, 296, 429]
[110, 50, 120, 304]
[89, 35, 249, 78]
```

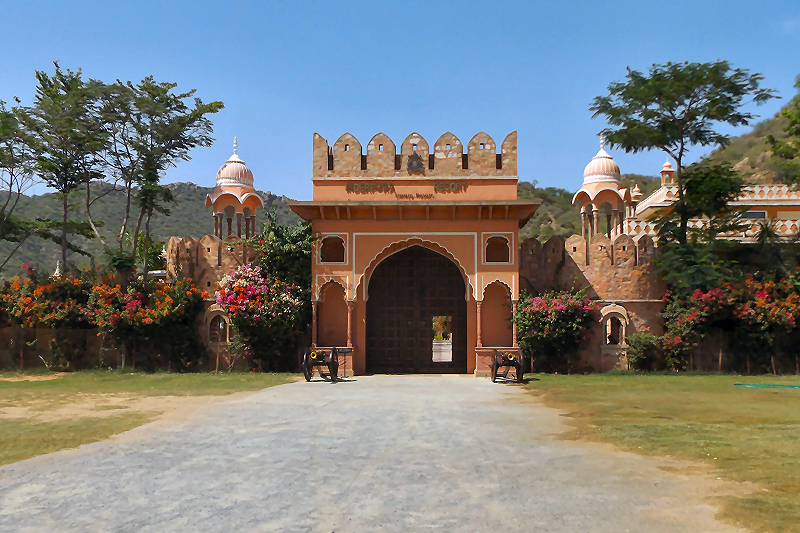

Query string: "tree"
[591, 61, 776, 244]
[104, 76, 223, 277]
[0, 100, 96, 271]
[769, 74, 800, 184]
[18, 63, 107, 268]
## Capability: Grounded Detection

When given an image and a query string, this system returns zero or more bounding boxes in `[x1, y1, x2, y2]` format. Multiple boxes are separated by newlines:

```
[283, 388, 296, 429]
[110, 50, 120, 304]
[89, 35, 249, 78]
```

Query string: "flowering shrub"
[661, 273, 800, 373]
[513, 290, 599, 373]
[0, 266, 93, 330]
[88, 277, 207, 371]
[215, 263, 305, 371]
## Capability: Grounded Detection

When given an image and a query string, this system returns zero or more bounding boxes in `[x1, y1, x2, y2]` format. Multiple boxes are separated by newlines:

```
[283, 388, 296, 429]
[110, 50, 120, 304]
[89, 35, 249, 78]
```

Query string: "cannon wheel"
[302, 351, 312, 382]
[516, 360, 524, 383]
[328, 348, 339, 383]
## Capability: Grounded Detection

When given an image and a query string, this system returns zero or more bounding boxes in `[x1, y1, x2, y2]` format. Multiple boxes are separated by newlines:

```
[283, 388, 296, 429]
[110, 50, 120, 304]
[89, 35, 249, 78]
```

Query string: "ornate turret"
[572, 138, 631, 240]
[205, 138, 264, 238]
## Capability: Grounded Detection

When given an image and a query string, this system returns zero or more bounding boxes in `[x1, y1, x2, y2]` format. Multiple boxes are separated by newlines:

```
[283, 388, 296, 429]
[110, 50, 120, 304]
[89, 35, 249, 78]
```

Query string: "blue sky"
[2, 0, 799, 200]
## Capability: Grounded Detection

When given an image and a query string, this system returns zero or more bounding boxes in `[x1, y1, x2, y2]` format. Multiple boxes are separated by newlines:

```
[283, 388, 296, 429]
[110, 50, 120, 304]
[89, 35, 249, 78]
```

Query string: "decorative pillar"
[592, 207, 599, 238]
[226, 217, 232, 237]
[251, 216, 256, 236]
[580, 209, 587, 240]
[618, 210, 625, 236]
[346, 300, 355, 348]
[213, 214, 219, 237]
[606, 213, 612, 238]
[476, 300, 483, 348]
[311, 301, 318, 347]
[236, 213, 243, 238]
[512, 300, 518, 347]
[611, 209, 619, 238]
[244, 217, 250, 239]
[215, 213, 223, 238]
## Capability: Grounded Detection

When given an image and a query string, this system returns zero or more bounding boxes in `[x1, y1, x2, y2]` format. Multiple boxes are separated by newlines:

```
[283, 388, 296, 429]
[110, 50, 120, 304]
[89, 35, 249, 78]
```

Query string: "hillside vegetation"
[710, 111, 791, 184]
[518, 174, 660, 242]
[0, 183, 297, 276]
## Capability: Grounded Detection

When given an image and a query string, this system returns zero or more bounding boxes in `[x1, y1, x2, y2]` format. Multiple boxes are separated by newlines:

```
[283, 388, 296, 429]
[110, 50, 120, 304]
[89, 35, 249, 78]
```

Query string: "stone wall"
[519, 234, 666, 372]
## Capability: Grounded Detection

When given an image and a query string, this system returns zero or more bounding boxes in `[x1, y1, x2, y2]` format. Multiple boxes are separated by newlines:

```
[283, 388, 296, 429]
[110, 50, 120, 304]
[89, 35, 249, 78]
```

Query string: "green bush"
[625, 332, 663, 371]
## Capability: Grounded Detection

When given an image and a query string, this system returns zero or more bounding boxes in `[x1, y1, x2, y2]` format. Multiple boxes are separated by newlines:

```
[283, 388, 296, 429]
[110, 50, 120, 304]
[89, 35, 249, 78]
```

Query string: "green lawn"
[0, 370, 295, 466]
[525, 373, 800, 533]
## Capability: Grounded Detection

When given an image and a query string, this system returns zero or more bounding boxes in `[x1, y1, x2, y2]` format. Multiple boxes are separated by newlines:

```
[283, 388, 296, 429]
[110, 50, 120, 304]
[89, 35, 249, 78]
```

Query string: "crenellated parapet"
[165, 234, 255, 294]
[313, 131, 518, 178]
[519, 234, 665, 301]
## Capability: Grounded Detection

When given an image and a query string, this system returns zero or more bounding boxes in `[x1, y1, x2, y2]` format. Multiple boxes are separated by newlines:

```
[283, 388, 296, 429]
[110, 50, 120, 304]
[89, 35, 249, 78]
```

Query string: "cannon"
[491, 349, 523, 383]
[302, 347, 340, 383]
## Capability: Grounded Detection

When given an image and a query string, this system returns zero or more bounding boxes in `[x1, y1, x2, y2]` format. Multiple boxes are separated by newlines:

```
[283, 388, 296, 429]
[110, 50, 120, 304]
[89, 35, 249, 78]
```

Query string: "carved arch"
[358, 238, 474, 301]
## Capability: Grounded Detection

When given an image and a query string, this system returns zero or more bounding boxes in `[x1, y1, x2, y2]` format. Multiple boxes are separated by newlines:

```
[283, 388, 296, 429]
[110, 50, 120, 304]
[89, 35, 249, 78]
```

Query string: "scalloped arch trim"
[357, 238, 474, 301]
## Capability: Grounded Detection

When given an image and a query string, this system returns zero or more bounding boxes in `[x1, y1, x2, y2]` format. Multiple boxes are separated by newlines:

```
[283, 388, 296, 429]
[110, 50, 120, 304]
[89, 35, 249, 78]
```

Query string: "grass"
[524, 373, 800, 533]
[0, 370, 295, 466]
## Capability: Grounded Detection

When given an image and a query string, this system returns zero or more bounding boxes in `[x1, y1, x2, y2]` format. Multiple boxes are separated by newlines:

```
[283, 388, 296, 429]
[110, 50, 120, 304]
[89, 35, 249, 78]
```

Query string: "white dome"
[216, 138, 254, 188]
[582, 147, 621, 184]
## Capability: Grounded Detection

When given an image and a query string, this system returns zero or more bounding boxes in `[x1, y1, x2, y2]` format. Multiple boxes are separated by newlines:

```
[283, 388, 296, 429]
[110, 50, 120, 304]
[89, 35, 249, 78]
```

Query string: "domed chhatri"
[582, 146, 621, 184]
[205, 137, 264, 239]
[571, 138, 631, 240]
[215, 137, 255, 187]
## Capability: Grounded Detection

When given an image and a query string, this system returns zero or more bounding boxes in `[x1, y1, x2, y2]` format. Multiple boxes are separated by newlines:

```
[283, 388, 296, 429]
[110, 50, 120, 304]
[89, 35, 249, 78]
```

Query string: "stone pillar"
[346, 300, 354, 348]
[311, 301, 318, 347]
[580, 210, 587, 240]
[236, 213, 243, 238]
[215, 213, 223, 238]
[244, 217, 250, 239]
[618, 210, 625, 236]
[592, 207, 599, 238]
[611, 209, 619, 238]
[226, 217, 232, 237]
[606, 213, 612, 238]
[512, 300, 518, 348]
[476, 300, 483, 348]
[251, 216, 256, 236]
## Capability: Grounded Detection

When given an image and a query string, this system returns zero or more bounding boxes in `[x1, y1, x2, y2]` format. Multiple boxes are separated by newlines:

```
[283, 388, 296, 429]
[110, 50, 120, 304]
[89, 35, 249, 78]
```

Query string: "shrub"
[513, 289, 598, 373]
[625, 332, 663, 371]
[215, 263, 305, 371]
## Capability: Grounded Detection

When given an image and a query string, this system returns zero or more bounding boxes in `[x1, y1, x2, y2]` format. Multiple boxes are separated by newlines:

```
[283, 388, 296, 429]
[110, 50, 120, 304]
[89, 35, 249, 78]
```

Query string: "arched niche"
[600, 304, 630, 347]
[320, 236, 346, 263]
[485, 235, 510, 263]
[481, 281, 513, 347]
[318, 281, 348, 347]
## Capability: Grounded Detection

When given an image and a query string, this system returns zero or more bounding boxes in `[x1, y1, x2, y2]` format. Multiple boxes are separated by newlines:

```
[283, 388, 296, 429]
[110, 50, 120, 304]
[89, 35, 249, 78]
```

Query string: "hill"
[0, 183, 298, 276]
[709, 108, 793, 184]
[517, 174, 660, 241]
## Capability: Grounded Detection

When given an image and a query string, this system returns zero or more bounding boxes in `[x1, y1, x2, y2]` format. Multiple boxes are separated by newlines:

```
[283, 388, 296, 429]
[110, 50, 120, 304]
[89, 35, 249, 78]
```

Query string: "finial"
[233, 137, 238, 155]
[599, 134, 606, 149]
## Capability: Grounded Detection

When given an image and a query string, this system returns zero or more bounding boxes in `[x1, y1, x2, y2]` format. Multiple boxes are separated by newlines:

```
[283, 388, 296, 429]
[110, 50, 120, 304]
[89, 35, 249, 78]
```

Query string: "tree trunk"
[747, 354, 751, 375]
[771, 355, 777, 376]
[718, 330, 724, 372]
[61, 193, 68, 269]
[85, 180, 106, 245]
[689, 352, 694, 372]
[143, 208, 152, 282]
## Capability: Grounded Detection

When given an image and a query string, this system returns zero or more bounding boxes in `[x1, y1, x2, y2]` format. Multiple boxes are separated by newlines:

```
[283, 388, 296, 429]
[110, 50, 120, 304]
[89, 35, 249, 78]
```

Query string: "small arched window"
[485, 236, 510, 263]
[606, 317, 623, 345]
[210, 315, 228, 343]
[320, 236, 345, 263]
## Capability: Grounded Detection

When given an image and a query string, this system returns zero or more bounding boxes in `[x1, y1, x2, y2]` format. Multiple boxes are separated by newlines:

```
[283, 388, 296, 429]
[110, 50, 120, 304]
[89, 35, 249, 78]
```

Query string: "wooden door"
[366, 246, 467, 373]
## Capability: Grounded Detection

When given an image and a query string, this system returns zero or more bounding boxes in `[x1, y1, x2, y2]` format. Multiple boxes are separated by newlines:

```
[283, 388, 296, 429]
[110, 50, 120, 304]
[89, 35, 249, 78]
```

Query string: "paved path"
[0, 376, 742, 532]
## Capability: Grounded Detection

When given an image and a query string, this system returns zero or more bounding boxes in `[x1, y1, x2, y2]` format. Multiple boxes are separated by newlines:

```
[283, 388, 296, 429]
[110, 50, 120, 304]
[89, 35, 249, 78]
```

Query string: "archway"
[366, 245, 467, 374]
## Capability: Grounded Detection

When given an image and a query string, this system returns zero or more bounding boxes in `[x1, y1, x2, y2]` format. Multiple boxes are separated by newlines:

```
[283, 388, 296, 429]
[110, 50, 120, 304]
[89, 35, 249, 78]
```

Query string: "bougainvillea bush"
[88, 276, 207, 371]
[660, 273, 800, 373]
[0, 265, 96, 369]
[215, 263, 305, 371]
[513, 289, 599, 373]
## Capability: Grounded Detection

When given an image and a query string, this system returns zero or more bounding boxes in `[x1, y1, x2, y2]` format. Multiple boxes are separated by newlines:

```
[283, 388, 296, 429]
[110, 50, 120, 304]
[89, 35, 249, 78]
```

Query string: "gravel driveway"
[0, 376, 743, 532]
